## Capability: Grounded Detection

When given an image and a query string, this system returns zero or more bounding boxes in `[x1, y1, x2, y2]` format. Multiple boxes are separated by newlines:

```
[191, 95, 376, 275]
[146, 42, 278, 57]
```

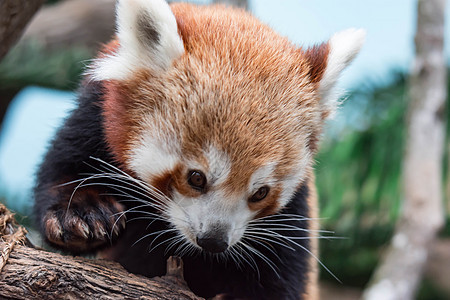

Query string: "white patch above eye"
[249, 163, 277, 192]
[128, 133, 180, 181]
[204, 145, 231, 186]
[88, 0, 184, 81]
[184, 145, 231, 187]
[320, 28, 365, 115]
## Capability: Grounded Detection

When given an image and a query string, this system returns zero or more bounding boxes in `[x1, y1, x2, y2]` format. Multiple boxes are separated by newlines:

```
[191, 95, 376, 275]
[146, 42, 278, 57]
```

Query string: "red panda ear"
[304, 42, 330, 85]
[89, 0, 184, 81]
[305, 29, 365, 118]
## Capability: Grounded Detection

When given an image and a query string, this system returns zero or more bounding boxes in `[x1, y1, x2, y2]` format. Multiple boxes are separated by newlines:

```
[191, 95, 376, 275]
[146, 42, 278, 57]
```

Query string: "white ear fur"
[320, 28, 366, 114]
[89, 0, 184, 81]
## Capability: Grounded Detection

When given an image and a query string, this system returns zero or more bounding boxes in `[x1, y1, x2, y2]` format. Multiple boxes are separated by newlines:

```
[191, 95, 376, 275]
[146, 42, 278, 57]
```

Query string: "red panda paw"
[43, 193, 126, 253]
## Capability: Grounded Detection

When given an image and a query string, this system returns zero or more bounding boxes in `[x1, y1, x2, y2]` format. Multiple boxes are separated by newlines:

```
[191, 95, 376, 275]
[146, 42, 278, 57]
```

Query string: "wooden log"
[21, 0, 116, 52]
[0, 203, 202, 300]
[0, 245, 202, 300]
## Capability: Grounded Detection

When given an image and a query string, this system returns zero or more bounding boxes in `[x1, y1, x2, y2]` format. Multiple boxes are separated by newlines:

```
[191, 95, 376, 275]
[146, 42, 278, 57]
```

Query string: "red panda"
[33, 1, 364, 299]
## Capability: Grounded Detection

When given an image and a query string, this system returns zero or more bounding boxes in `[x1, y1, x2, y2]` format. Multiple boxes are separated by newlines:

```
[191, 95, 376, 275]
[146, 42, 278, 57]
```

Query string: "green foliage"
[45, 0, 62, 4]
[0, 41, 92, 91]
[317, 74, 408, 231]
[417, 279, 449, 300]
[440, 216, 450, 237]
[317, 73, 450, 291]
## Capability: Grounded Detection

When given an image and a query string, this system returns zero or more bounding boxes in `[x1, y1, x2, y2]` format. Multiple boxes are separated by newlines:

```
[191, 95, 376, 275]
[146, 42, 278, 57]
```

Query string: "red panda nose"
[196, 236, 229, 253]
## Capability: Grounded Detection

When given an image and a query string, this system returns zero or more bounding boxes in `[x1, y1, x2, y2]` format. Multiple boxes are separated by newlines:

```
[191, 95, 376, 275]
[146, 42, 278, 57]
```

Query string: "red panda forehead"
[103, 60, 319, 182]
[171, 3, 310, 79]
[100, 4, 322, 189]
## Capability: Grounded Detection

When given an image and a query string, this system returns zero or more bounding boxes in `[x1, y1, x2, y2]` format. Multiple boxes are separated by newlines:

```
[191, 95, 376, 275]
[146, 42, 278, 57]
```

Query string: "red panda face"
[105, 74, 316, 251]
[93, 0, 364, 253]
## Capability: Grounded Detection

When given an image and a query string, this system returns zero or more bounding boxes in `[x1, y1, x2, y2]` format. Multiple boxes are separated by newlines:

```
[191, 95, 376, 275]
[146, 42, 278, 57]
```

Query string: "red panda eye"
[249, 186, 269, 203]
[187, 170, 207, 190]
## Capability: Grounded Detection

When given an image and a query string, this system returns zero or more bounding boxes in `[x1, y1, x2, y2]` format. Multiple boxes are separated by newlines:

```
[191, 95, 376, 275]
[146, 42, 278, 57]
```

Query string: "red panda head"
[90, 0, 365, 253]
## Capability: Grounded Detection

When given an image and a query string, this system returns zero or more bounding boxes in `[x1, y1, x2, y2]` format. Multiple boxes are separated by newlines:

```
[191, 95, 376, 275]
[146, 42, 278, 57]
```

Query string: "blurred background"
[0, 0, 449, 299]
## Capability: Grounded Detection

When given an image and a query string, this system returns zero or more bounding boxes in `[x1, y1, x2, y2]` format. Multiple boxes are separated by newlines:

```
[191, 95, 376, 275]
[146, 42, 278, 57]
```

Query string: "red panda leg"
[41, 184, 126, 253]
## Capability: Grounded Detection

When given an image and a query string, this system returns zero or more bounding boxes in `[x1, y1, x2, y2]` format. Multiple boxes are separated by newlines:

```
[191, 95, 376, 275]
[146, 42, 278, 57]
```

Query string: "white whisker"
[238, 241, 280, 278]
[243, 231, 295, 251]
[132, 228, 178, 247]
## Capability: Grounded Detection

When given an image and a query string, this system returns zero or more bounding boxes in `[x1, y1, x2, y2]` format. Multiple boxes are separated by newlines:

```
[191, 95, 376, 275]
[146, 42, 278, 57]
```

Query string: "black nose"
[196, 236, 228, 253]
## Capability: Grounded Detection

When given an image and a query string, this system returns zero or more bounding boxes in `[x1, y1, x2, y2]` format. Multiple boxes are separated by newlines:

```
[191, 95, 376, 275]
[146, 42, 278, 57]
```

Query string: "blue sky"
[252, 0, 420, 89]
[0, 88, 76, 211]
[1, 0, 449, 211]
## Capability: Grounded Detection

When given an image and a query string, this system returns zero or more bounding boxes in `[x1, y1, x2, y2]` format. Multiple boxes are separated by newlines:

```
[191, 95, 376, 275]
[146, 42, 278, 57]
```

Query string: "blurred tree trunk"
[0, 89, 19, 131]
[0, 0, 115, 128]
[0, 0, 45, 60]
[20, 0, 247, 53]
[21, 0, 116, 52]
[363, 0, 447, 299]
[447, 142, 450, 214]
[0, 0, 44, 129]
[213, 0, 248, 10]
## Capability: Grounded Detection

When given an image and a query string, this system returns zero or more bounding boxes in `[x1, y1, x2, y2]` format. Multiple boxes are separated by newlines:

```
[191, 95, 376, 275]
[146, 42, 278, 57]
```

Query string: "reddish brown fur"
[304, 43, 330, 84]
[101, 5, 330, 178]
[150, 170, 173, 197]
[98, 5, 330, 298]
[105, 6, 325, 181]
[102, 81, 131, 166]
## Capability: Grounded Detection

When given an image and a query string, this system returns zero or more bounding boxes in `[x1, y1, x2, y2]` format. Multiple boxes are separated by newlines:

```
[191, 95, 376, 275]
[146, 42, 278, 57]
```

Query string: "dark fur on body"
[34, 81, 116, 249]
[34, 81, 312, 299]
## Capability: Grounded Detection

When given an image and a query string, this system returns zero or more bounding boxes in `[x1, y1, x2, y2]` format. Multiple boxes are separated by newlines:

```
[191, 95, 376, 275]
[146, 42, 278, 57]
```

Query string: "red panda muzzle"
[196, 236, 229, 253]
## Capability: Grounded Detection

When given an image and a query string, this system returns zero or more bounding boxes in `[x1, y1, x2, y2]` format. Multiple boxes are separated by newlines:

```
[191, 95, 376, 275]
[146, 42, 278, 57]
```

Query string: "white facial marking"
[204, 145, 231, 186]
[89, 0, 184, 81]
[128, 133, 179, 181]
[249, 163, 277, 193]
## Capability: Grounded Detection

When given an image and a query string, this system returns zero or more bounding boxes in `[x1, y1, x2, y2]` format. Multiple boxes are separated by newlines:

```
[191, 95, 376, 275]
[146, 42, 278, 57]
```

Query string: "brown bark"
[0, 245, 202, 300]
[0, 0, 45, 60]
[0, 203, 202, 300]
[363, 0, 447, 299]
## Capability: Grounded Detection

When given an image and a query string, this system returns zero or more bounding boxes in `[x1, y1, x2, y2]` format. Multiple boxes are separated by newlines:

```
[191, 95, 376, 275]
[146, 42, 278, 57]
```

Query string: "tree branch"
[0, 0, 45, 60]
[0, 203, 203, 300]
[21, 0, 116, 52]
[19, 0, 248, 54]
[362, 0, 447, 298]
